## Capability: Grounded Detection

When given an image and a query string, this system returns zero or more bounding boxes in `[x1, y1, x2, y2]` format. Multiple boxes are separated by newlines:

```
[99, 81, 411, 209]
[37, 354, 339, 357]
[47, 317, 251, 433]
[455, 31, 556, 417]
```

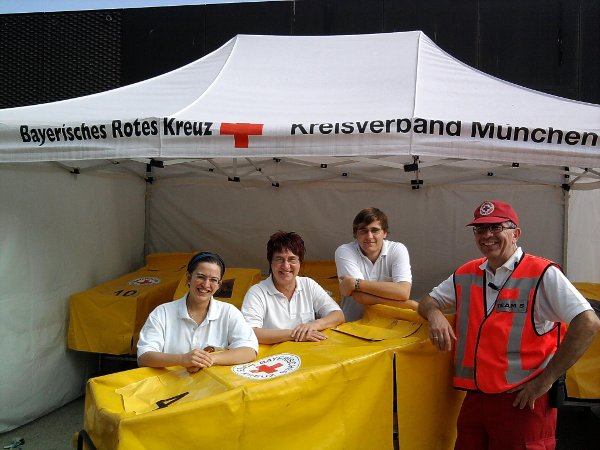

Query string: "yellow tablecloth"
[566, 283, 600, 400]
[82, 306, 464, 449]
[68, 253, 192, 354]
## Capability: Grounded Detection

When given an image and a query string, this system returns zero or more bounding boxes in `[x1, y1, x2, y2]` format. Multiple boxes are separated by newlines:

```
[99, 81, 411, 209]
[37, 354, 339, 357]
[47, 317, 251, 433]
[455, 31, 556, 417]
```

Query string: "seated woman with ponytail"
[137, 252, 258, 373]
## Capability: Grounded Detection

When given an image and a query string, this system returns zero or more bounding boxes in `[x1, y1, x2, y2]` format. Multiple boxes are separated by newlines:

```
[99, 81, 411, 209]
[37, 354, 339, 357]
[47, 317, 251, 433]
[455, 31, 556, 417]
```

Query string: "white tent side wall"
[0, 165, 145, 432]
[146, 180, 564, 298]
[567, 189, 600, 283]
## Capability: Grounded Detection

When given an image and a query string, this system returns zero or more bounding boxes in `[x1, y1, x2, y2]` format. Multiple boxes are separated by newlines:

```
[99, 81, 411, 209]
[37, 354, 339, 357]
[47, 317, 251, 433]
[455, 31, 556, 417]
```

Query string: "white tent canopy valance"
[1, 31, 599, 175]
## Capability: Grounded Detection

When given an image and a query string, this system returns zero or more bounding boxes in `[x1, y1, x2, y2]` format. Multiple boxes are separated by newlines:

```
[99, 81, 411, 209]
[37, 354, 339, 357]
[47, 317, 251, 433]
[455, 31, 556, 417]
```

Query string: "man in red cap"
[418, 200, 600, 449]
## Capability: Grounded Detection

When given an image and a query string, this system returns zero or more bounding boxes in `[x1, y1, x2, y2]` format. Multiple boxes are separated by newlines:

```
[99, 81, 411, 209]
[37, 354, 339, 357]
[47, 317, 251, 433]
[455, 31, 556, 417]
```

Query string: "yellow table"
[81, 307, 464, 449]
[68, 253, 192, 355]
[566, 283, 600, 400]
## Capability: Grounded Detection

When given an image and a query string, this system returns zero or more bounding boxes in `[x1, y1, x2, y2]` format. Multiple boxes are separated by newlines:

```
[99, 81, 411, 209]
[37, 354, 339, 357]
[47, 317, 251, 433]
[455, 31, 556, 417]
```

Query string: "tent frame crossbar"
[44, 156, 600, 190]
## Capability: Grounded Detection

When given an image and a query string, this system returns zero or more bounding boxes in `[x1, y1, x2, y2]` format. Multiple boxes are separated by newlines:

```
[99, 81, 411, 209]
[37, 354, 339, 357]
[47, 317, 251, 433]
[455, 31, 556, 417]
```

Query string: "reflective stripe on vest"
[453, 254, 561, 393]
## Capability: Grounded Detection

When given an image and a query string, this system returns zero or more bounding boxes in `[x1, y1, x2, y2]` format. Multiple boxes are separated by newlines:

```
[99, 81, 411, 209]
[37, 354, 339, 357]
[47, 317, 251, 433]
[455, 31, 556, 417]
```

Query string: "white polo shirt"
[137, 296, 258, 358]
[241, 275, 341, 329]
[429, 247, 591, 333]
[335, 239, 412, 321]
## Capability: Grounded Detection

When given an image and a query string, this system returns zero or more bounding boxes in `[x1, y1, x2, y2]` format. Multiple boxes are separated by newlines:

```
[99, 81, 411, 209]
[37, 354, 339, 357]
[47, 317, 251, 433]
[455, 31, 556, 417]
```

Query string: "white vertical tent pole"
[562, 168, 570, 274]
[563, 189, 570, 274]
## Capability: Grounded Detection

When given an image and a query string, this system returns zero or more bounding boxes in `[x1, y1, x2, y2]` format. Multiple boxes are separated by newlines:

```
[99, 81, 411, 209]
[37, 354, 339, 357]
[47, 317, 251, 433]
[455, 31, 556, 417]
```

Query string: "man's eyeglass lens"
[358, 227, 383, 235]
[473, 225, 515, 235]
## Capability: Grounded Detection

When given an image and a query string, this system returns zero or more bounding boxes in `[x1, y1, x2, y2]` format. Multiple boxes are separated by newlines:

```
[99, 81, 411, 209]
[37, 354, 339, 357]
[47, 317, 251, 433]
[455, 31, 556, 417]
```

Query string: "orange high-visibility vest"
[453, 254, 562, 393]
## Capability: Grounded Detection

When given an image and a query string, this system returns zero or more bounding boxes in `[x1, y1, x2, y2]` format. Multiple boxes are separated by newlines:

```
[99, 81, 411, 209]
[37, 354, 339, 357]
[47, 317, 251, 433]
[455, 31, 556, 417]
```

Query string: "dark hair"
[186, 252, 226, 279]
[267, 231, 306, 266]
[352, 207, 389, 237]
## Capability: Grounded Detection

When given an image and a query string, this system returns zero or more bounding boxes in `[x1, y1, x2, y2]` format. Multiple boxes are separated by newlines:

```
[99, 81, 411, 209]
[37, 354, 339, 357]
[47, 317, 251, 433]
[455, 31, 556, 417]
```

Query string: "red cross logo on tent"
[220, 123, 264, 148]
[250, 363, 283, 374]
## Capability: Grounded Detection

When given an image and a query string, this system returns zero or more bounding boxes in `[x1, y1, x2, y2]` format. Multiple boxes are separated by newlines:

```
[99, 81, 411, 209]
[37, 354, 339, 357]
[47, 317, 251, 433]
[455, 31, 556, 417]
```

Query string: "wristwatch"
[354, 278, 362, 292]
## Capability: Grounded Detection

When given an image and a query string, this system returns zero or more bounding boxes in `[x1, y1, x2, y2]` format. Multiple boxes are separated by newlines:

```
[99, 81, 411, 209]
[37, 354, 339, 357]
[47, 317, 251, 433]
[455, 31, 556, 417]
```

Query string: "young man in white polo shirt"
[335, 207, 414, 321]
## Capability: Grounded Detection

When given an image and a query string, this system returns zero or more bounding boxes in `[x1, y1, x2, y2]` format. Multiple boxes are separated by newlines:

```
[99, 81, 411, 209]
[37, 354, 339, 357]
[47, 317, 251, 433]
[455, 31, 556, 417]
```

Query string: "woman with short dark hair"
[242, 231, 344, 344]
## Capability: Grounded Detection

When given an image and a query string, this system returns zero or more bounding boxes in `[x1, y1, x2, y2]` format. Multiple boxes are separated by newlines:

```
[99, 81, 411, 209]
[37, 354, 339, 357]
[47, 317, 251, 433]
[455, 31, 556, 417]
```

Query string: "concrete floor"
[0, 396, 84, 450]
[1, 397, 598, 449]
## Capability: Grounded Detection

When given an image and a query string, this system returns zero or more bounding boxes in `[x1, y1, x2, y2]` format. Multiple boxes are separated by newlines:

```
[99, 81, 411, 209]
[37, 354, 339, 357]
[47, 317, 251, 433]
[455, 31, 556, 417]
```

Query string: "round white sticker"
[128, 277, 161, 286]
[232, 353, 301, 380]
[479, 201, 495, 216]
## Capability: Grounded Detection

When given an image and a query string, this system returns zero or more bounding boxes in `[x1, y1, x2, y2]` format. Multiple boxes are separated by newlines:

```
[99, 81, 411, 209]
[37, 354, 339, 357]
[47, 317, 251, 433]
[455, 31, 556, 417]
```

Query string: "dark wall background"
[1, 0, 599, 108]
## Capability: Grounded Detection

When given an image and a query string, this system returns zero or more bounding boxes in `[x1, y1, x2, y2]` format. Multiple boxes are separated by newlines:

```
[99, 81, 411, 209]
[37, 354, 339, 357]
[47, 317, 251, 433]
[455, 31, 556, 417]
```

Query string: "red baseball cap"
[466, 200, 519, 226]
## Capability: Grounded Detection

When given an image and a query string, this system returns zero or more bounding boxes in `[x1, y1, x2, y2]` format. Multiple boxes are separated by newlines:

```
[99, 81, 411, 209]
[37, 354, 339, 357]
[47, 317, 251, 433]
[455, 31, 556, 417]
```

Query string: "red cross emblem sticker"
[232, 353, 301, 380]
[250, 363, 283, 374]
[220, 123, 264, 148]
[128, 277, 160, 286]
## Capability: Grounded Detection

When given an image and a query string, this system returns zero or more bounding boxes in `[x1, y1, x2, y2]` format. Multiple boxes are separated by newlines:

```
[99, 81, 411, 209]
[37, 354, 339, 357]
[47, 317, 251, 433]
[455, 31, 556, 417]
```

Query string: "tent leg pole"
[562, 187, 570, 275]
[143, 182, 151, 257]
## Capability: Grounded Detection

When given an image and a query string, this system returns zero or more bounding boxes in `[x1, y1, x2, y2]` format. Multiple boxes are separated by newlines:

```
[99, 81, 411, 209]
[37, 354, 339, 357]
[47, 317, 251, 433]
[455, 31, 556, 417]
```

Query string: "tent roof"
[1, 31, 599, 187]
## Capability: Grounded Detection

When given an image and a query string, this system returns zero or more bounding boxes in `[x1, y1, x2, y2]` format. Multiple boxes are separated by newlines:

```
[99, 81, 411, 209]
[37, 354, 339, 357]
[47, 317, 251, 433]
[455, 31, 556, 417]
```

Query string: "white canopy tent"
[2, 31, 600, 167]
[1, 31, 599, 431]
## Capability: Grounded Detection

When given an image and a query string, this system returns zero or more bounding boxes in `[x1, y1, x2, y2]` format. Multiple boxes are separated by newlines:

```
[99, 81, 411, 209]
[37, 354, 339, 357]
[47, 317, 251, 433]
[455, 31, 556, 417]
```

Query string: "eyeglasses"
[357, 227, 384, 236]
[472, 224, 516, 235]
[272, 256, 300, 265]
[193, 273, 221, 286]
